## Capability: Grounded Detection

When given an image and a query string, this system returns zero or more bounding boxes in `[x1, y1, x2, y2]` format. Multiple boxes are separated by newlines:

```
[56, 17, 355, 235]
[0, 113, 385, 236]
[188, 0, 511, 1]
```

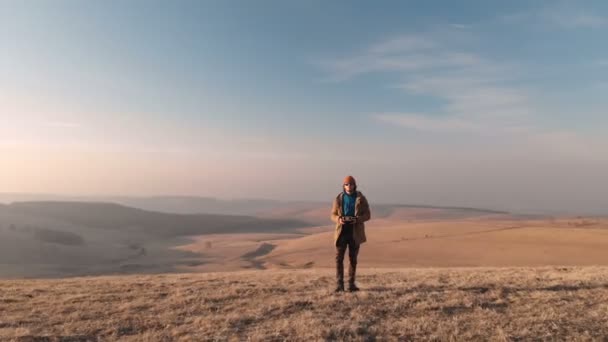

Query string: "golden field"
[3, 201, 608, 340]
[2, 267, 608, 341]
[176, 215, 608, 272]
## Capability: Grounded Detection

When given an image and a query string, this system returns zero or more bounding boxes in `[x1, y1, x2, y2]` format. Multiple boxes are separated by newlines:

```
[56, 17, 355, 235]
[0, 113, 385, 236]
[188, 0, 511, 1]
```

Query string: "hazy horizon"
[0, 191, 599, 216]
[2, 1, 608, 215]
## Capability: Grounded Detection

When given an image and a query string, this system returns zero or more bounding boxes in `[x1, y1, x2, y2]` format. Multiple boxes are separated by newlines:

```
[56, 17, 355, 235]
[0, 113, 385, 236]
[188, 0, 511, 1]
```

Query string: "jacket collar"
[339, 191, 361, 202]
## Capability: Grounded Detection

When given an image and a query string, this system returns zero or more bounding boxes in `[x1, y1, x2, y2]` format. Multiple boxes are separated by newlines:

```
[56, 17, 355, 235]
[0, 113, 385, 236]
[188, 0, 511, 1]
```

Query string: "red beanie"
[343, 175, 356, 185]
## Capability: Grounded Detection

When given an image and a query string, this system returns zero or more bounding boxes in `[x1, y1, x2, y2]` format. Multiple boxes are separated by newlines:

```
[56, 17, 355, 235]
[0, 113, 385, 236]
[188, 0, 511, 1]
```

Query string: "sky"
[1, 0, 608, 214]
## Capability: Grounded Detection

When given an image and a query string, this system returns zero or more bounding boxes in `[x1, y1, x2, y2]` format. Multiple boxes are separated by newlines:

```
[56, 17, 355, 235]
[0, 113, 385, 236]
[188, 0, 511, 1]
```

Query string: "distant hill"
[0, 193, 515, 217]
[254, 202, 513, 226]
[8, 201, 310, 236]
[112, 196, 287, 215]
[0, 193, 285, 215]
[0, 193, 317, 216]
[0, 201, 312, 278]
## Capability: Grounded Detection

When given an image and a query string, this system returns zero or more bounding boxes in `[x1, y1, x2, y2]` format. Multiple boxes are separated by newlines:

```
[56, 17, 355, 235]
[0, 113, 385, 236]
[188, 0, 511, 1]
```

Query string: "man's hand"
[339, 216, 357, 224]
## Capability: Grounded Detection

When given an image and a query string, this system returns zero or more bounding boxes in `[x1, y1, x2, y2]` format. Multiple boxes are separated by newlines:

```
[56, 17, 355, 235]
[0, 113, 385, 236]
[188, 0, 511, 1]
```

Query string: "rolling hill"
[0, 201, 312, 278]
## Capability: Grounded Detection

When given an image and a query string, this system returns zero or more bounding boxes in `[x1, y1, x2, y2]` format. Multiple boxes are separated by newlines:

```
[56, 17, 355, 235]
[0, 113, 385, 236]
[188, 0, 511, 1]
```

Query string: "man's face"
[344, 183, 355, 194]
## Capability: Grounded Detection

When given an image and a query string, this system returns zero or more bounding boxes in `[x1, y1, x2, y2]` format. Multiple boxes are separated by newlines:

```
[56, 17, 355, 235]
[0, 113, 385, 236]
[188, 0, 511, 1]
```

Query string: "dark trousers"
[335, 224, 359, 285]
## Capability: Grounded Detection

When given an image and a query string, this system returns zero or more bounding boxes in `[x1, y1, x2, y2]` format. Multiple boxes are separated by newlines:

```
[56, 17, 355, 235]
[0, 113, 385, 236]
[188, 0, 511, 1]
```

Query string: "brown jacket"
[330, 191, 371, 246]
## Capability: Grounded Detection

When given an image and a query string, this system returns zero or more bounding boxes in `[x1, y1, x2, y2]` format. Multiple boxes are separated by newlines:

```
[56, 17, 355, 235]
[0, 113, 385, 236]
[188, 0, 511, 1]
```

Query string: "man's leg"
[347, 238, 360, 291]
[335, 237, 347, 292]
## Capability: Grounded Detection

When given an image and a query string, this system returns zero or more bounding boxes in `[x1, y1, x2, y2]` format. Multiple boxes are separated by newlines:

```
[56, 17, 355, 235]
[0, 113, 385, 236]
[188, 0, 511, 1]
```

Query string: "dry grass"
[259, 218, 608, 269]
[2, 267, 608, 341]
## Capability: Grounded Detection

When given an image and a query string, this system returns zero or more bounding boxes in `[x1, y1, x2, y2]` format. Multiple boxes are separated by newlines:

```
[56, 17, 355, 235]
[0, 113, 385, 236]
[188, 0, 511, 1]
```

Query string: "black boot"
[334, 282, 345, 293]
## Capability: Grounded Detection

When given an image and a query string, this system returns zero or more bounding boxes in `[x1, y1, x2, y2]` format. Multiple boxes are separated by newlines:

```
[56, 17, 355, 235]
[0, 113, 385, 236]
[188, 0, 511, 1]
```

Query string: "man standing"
[330, 175, 371, 292]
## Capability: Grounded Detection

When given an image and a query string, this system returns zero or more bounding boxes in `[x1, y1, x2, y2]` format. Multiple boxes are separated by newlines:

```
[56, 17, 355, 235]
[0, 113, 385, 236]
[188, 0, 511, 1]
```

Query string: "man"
[330, 175, 371, 292]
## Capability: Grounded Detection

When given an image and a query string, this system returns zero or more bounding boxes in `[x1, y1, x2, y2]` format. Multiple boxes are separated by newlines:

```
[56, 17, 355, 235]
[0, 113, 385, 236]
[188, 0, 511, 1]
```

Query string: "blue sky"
[2, 1, 608, 213]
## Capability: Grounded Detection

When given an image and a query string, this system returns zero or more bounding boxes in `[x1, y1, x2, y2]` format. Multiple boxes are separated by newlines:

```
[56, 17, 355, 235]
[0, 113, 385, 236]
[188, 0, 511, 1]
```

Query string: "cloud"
[596, 59, 608, 67]
[42, 121, 83, 128]
[449, 24, 470, 30]
[542, 8, 606, 29]
[327, 51, 481, 80]
[320, 29, 608, 165]
[375, 113, 485, 133]
[317, 33, 480, 81]
[323, 32, 535, 136]
[368, 36, 436, 55]
[503, 3, 607, 29]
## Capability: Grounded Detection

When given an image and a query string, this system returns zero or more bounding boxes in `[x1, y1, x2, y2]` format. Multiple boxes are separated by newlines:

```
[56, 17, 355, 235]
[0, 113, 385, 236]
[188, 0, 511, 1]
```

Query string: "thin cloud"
[502, 4, 607, 29]
[42, 121, 83, 128]
[321, 29, 608, 165]
[449, 24, 470, 30]
[400, 75, 532, 121]
[368, 35, 436, 55]
[317, 34, 479, 81]
[542, 9, 606, 29]
[375, 113, 484, 133]
[324, 32, 535, 135]
[596, 59, 608, 66]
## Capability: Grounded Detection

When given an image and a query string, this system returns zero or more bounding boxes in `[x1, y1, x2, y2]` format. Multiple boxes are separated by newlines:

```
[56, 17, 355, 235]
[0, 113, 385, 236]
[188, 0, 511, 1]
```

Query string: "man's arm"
[330, 197, 341, 223]
[357, 196, 371, 223]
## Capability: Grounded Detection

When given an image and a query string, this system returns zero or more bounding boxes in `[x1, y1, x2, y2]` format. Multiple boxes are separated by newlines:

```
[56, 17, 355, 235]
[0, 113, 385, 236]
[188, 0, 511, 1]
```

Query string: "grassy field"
[177, 217, 608, 272]
[2, 267, 608, 341]
[3, 201, 608, 340]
